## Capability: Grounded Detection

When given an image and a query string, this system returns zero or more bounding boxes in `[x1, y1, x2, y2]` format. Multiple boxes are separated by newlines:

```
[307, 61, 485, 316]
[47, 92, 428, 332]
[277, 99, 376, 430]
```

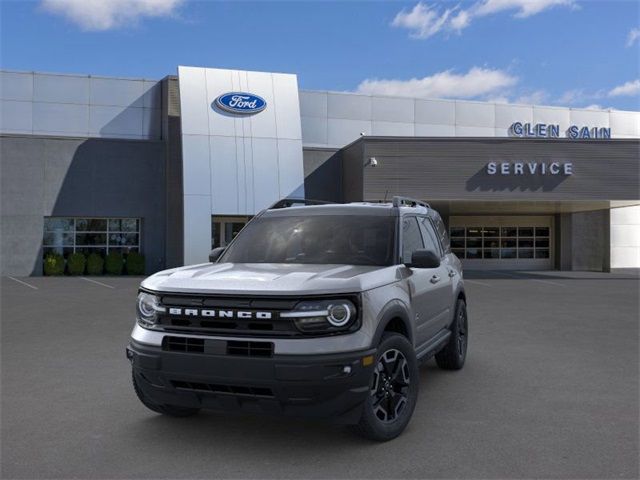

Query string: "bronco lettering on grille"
[168, 308, 273, 320]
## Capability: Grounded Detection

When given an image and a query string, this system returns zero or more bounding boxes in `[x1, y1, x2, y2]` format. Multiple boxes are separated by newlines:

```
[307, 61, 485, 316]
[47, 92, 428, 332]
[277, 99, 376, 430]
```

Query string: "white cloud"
[356, 67, 518, 99]
[583, 104, 604, 110]
[391, 2, 456, 39]
[608, 79, 640, 97]
[627, 28, 640, 47]
[392, 0, 576, 38]
[515, 90, 548, 105]
[40, 0, 184, 31]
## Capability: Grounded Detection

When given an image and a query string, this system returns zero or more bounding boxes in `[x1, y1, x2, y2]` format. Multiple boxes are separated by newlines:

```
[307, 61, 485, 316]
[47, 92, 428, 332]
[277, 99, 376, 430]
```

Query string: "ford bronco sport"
[127, 197, 468, 441]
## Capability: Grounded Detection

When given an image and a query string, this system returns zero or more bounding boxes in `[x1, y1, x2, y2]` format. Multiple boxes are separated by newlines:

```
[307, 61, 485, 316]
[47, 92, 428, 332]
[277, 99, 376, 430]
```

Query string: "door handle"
[430, 275, 441, 284]
[448, 269, 457, 278]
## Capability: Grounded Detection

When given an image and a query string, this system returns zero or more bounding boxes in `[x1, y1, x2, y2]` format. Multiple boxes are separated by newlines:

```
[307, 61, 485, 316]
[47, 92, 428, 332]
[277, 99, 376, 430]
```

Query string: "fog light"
[362, 355, 374, 367]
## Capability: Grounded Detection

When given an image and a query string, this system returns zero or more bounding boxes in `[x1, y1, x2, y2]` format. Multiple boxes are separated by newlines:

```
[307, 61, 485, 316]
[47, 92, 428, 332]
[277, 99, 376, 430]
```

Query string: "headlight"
[282, 299, 358, 334]
[136, 292, 165, 327]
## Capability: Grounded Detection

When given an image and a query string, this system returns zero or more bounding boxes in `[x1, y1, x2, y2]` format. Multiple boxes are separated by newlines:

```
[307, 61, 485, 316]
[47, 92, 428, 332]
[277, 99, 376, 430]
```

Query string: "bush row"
[43, 252, 145, 276]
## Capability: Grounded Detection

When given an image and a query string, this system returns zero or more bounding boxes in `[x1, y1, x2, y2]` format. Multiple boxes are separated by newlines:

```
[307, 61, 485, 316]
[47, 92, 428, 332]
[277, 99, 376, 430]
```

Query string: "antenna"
[383, 190, 389, 202]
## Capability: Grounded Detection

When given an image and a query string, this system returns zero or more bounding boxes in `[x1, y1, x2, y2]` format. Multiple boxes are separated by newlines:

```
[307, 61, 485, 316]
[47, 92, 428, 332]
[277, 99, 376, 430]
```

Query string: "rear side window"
[418, 217, 442, 256]
[433, 215, 451, 253]
[402, 217, 424, 263]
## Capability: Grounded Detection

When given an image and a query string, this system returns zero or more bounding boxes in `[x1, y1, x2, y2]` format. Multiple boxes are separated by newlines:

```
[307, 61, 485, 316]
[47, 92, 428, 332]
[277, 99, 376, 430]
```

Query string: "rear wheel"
[435, 299, 468, 370]
[132, 370, 200, 417]
[353, 333, 419, 441]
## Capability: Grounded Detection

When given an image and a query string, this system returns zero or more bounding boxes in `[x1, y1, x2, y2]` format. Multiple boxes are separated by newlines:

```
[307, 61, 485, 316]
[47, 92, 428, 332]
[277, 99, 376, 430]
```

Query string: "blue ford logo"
[214, 92, 266, 114]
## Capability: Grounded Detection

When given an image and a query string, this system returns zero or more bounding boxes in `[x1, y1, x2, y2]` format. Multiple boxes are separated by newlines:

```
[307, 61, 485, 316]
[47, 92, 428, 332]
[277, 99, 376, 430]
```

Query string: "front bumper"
[127, 339, 376, 424]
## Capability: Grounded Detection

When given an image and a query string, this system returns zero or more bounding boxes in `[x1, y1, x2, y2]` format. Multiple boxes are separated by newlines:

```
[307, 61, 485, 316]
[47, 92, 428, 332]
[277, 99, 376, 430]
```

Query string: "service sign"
[214, 92, 267, 114]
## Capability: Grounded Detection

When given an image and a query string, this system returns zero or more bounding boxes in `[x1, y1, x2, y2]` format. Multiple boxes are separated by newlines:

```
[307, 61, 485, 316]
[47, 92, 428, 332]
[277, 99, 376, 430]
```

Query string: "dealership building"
[1, 66, 639, 276]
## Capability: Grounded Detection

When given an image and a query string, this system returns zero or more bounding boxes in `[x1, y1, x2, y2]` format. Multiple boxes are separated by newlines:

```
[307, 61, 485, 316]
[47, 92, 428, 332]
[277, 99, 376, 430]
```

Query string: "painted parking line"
[7, 276, 39, 290]
[465, 279, 492, 287]
[80, 277, 115, 289]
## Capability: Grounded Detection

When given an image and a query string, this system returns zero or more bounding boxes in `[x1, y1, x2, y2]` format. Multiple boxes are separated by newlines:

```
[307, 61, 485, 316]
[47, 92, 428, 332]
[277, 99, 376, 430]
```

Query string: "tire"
[353, 333, 419, 442]
[132, 370, 200, 417]
[435, 299, 468, 371]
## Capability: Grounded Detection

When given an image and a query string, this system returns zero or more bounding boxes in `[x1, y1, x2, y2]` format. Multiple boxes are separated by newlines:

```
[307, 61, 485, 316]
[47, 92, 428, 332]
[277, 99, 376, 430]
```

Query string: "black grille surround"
[147, 292, 362, 338]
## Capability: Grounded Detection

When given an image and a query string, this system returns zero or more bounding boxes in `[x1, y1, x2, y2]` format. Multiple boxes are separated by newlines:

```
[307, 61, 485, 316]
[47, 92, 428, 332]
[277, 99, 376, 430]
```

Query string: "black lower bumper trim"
[128, 339, 376, 424]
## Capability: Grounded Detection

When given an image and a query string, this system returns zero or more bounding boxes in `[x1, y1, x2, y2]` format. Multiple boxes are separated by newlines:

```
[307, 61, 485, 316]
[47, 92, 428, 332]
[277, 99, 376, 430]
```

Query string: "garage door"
[449, 216, 554, 270]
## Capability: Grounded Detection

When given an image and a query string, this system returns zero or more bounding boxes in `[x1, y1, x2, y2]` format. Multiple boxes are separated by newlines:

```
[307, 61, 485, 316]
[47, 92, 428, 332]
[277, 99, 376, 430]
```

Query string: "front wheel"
[435, 298, 468, 370]
[353, 333, 419, 441]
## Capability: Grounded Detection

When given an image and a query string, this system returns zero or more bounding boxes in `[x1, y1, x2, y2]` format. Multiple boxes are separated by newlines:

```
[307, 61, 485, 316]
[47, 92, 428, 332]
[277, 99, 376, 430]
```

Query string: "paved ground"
[1, 271, 638, 479]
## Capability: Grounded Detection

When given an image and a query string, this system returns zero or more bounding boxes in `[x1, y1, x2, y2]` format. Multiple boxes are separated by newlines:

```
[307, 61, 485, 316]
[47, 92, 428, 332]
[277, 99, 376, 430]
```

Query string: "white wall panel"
[183, 195, 213, 265]
[610, 111, 640, 137]
[301, 116, 328, 145]
[0, 100, 32, 133]
[245, 71, 277, 138]
[33, 102, 88, 135]
[277, 139, 305, 198]
[414, 123, 455, 136]
[209, 135, 240, 215]
[204, 68, 236, 138]
[610, 205, 640, 268]
[372, 96, 414, 123]
[1, 72, 33, 101]
[327, 93, 371, 120]
[178, 66, 209, 136]
[182, 135, 212, 195]
[299, 91, 327, 118]
[415, 99, 455, 126]
[495, 104, 534, 129]
[327, 118, 371, 146]
[273, 73, 302, 140]
[142, 81, 161, 109]
[532, 107, 571, 132]
[455, 126, 495, 137]
[34, 74, 89, 105]
[570, 109, 609, 127]
[89, 105, 143, 137]
[90, 78, 144, 107]
[456, 102, 495, 127]
[372, 121, 414, 136]
[251, 138, 280, 211]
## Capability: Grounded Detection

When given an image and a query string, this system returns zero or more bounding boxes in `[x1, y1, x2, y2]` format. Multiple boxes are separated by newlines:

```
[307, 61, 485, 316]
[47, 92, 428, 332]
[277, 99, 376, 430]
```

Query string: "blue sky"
[1, 0, 639, 110]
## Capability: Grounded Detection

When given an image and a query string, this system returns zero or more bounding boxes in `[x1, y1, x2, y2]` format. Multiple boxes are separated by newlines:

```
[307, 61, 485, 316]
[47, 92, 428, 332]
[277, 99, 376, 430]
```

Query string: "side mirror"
[209, 247, 226, 263]
[406, 249, 440, 269]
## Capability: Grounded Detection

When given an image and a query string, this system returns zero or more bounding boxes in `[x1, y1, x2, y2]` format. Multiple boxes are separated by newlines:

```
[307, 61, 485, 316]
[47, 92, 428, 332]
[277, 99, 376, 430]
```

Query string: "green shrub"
[86, 253, 104, 275]
[105, 252, 124, 275]
[67, 252, 86, 275]
[43, 253, 65, 276]
[125, 251, 145, 275]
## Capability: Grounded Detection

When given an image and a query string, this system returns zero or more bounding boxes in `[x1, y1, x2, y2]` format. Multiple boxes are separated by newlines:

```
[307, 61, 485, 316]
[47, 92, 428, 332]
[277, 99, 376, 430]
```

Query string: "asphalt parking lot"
[1, 271, 638, 479]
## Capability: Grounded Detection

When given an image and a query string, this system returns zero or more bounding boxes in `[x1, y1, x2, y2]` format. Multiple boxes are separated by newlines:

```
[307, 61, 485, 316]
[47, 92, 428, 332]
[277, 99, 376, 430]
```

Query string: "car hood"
[141, 262, 401, 296]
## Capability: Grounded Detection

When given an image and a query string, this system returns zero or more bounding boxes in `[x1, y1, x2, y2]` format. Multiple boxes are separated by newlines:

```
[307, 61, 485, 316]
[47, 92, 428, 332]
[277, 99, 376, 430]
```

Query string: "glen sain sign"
[510, 122, 611, 139]
[214, 92, 266, 114]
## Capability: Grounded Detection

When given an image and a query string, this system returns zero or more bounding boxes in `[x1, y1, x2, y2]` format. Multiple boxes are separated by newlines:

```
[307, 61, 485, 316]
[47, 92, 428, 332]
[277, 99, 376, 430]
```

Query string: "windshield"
[220, 215, 396, 266]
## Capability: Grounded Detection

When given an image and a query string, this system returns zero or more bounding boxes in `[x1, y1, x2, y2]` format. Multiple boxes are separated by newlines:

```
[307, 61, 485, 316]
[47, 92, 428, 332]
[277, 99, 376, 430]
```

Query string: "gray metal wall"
[0, 135, 166, 276]
[343, 137, 639, 201]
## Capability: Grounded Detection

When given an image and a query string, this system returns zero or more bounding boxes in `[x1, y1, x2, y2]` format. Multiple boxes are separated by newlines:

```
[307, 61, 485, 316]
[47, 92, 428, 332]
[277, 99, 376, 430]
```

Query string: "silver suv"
[127, 197, 468, 441]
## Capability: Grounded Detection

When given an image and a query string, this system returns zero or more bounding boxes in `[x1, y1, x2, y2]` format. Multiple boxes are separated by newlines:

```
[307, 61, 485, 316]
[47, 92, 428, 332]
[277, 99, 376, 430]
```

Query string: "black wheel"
[435, 299, 468, 370]
[132, 370, 200, 417]
[353, 333, 419, 441]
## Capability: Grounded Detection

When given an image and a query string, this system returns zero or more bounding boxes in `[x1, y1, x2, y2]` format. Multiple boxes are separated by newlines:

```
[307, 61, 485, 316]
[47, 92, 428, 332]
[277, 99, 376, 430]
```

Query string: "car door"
[418, 216, 453, 333]
[401, 216, 449, 348]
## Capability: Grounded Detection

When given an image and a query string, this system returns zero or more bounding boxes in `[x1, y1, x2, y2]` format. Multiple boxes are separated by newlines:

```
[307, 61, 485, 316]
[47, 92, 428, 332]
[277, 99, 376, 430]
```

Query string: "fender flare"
[370, 300, 414, 347]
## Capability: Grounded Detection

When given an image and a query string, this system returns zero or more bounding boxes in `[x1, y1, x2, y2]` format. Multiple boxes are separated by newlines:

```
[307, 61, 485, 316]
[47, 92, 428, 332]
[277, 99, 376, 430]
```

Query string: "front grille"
[156, 294, 301, 337]
[163, 336, 204, 353]
[171, 380, 274, 398]
[227, 340, 273, 357]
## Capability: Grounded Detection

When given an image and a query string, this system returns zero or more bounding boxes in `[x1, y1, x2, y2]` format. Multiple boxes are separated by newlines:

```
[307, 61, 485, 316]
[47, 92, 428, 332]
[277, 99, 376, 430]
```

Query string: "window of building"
[211, 216, 250, 249]
[43, 217, 141, 257]
[402, 217, 424, 264]
[450, 226, 549, 260]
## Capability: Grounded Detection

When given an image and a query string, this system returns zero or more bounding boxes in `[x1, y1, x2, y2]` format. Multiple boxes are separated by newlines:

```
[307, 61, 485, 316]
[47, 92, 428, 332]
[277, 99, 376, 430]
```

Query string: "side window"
[402, 217, 424, 263]
[418, 217, 442, 256]
[433, 215, 451, 253]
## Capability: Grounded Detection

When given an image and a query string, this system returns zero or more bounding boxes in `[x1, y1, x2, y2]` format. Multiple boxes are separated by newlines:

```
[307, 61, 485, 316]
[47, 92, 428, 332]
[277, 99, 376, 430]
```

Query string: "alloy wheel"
[370, 348, 410, 423]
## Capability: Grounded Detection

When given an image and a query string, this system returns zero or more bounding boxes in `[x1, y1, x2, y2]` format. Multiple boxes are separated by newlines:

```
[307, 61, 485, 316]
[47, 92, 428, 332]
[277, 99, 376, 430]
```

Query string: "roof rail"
[268, 198, 337, 210]
[391, 196, 430, 209]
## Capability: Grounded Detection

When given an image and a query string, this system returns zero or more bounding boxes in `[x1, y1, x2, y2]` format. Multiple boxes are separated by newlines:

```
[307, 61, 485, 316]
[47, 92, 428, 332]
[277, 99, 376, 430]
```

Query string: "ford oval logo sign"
[213, 92, 266, 115]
